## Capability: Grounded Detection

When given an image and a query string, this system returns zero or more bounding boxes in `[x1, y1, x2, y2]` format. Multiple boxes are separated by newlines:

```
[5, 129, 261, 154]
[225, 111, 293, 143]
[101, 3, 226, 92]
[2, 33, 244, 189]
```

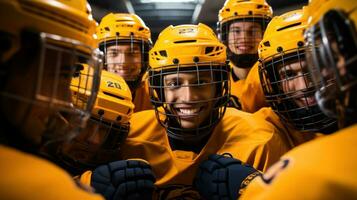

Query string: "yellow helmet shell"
[71, 66, 134, 124]
[219, 0, 273, 23]
[149, 23, 226, 70]
[94, 70, 134, 124]
[96, 13, 151, 44]
[258, 7, 309, 61]
[0, 0, 97, 62]
[307, 0, 357, 29]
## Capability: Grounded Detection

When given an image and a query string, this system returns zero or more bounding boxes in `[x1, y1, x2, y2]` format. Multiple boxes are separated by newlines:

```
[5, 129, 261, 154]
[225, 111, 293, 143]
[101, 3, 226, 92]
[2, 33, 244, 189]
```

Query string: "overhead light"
[140, 0, 197, 3]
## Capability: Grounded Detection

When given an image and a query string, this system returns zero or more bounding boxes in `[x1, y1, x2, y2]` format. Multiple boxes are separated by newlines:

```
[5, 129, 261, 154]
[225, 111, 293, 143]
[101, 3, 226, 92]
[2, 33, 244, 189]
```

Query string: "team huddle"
[0, 0, 356, 199]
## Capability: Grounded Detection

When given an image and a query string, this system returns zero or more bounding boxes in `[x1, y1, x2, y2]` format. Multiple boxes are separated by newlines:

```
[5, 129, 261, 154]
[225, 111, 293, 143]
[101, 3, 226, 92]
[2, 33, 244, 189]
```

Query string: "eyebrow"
[231, 24, 261, 29]
[164, 74, 212, 81]
[107, 45, 141, 51]
[278, 62, 307, 73]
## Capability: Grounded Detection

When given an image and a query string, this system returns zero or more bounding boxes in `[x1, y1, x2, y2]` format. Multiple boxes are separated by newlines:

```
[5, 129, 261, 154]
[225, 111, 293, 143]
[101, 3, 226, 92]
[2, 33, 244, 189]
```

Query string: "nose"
[180, 85, 198, 102]
[117, 52, 126, 63]
[295, 74, 312, 91]
[242, 30, 249, 38]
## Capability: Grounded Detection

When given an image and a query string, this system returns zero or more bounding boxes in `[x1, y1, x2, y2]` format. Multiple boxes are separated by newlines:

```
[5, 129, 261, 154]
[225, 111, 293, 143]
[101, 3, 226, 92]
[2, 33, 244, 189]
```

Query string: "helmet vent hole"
[226, 8, 230, 12]
[263, 41, 270, 47]
[139, 27, 144, 31]
[126, 109, 132, 114]
[105, 27, 110, 31]
[173, 58, 179, 64]
[159, 50, 167, 57]
[257, 5, 263, 9]
[103, 91, 125, 100]
[174, 40, 196, 44]
[116, 32, 120, 37]
[205, 46, 214, 54]
[277, 47, 283, 52]
[248, 11, 253, 15]
[277, 22, 302, 31]
[116, 116, 122, 121]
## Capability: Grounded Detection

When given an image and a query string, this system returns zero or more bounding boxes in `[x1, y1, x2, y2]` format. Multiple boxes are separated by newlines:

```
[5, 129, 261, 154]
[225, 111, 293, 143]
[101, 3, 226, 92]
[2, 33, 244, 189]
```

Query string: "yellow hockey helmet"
[92, 70, 134, 124]
[97, 13, 152, 90]
[71, 65, 134, 123]
[218, 0, 273, 68]
[148, 23, 230, 141]
[258, 8, 336, 133]
[60, 68, 134, 172]
[150, 23, 226, 69]
[0, 0, 102, 147]
[258, 8, 309, 61]
[218, 0, 273, 24]
[97, 13, 151, 44]
[305, 0, 357, 127]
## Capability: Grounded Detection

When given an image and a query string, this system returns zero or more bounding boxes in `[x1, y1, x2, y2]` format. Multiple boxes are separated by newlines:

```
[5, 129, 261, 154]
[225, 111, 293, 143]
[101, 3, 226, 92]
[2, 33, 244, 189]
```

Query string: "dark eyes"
[106, 50, 141, 57]
[106, 51, 118, 57]
[231, 29, 261, 35]
[167, 81, 179, 88]
[280, 70, 296, 79]
[165, 80, 211, 89]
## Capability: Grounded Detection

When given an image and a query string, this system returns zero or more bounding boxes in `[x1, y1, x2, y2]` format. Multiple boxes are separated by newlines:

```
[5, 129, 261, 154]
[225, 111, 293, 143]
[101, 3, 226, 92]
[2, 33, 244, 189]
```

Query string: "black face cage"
[148, 62, 230, 141]
[218, 17, 270, 68]
[0, 29, 102, 145]
[100, 36, 151, 90]
[57, 116, 129, 173]
[306, 9, 357, 127]
[259, 48, 337, 133]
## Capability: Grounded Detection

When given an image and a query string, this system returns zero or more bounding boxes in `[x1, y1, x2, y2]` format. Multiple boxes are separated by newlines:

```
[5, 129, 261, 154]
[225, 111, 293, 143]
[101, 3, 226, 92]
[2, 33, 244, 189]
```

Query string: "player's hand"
[91, 159, 156, 200]
[194, 154, 261, 200]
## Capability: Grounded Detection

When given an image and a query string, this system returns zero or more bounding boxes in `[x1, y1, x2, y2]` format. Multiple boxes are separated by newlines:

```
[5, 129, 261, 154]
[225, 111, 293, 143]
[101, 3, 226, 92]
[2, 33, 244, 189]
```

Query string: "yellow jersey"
[252, 107, 322, 149]
[133, 75, 153, 112]
[239, 62, 269, 113]
[0, 145, 103, 200]
[240, 124, 357, 200]
[229, 65, 245, 109]
[120, 108, 292, 199]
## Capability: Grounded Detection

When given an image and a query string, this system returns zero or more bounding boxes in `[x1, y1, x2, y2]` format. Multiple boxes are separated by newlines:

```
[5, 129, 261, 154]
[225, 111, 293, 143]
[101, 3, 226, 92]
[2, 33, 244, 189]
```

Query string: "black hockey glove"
[194, 154, 261, 200]
[91, 159, 156, 200]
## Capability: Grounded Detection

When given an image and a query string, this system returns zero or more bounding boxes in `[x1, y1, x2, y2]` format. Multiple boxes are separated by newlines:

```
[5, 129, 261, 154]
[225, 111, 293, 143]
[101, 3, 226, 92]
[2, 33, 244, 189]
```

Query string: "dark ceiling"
[89, 0, 308, 41]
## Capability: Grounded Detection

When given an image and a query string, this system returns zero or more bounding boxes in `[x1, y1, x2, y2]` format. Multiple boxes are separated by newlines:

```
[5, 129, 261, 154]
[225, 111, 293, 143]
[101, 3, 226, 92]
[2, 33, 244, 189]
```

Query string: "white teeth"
[178, 108, 200, 114]
[238, 46, 251, 51]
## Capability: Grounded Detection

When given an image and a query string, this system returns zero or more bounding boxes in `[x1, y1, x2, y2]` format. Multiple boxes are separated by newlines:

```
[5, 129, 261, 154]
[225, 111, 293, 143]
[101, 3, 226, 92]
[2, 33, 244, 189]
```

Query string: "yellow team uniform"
[252, 107, 322, 149]
[229, 63, 245, 109]
[119, 108, 292, 199]
[240, 124, 357, 200]
[240, 62, 269, 113]
[133, 76, 153, 112]
[0, 145, 103, 200]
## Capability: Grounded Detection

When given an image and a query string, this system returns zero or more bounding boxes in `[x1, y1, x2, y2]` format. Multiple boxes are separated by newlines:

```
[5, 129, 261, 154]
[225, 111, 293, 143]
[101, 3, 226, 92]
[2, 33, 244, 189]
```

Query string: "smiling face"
[163, 71, 216, 129]
[279, 60, 317, 108]
[105, 43, 142, 81]
[228, 21, 263, 55]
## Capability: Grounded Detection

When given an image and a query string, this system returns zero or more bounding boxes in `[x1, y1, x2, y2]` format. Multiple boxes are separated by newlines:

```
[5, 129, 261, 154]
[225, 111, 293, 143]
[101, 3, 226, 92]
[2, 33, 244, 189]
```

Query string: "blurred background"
[89, 0, 308, 41]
